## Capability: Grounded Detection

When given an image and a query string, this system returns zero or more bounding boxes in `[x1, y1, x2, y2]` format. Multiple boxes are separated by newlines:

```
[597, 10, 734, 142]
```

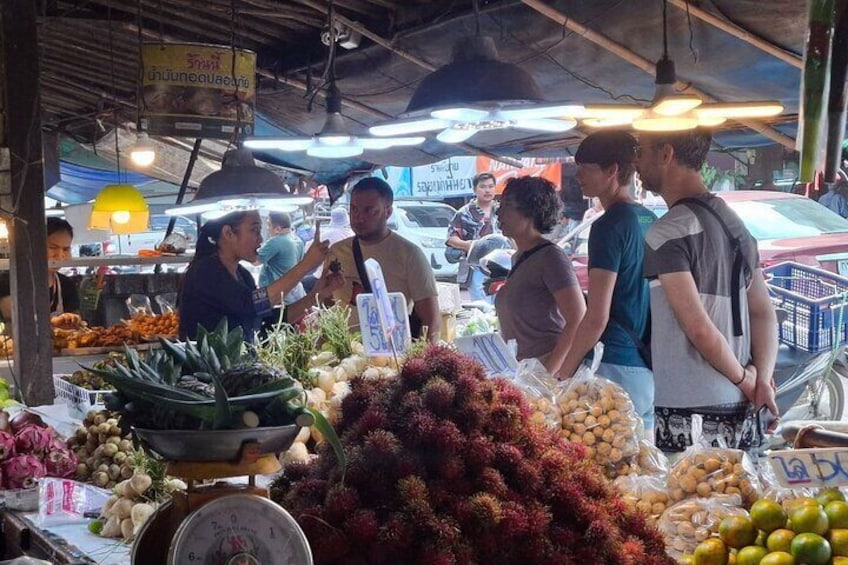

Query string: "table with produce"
[0, 301, 845, 565]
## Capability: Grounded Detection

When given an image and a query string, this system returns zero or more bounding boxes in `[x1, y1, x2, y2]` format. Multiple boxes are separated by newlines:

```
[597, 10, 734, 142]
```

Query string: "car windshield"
[399, 205, 455, 228]
[727, 197, 848, 240]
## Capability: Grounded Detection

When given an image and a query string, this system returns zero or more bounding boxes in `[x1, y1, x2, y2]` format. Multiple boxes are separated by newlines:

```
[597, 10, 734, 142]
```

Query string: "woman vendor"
[179, 210, 340, 340]
[0, 217, 81, 325]
[494, 176, 586, 373]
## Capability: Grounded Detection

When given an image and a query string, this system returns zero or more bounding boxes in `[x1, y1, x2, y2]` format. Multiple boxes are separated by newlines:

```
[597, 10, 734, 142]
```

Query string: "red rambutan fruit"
[421, 377, 456, 415]
[400, 357, 433, 389]
[322, 484, 361, 524]
[432, 420, 465, 453]
[362, 429, 403, 461]
[397, 475, 432, 515]
[419, 545, 457, 565]
[477, 467, 509, 498]
[486, 403, 525, 441]
[463, 433, 496, 470]
[498, 501, 531, 541]
[344, 509, 380, 545]
[435, 454, 465, 481]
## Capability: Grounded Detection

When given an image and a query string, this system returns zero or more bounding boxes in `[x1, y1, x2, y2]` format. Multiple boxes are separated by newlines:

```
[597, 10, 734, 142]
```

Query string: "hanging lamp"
[244, 80, 425, 158]
[583, 0, 783, 131]
[90, 183, 150, 234]
[166, 148, 312, 216]
[129, 130, 156, 167]
[368, 32, 582, 143]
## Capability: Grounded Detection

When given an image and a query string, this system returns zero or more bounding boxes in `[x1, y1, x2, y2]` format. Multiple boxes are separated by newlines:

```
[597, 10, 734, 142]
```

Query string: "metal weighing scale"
[131, 429, 313, 565]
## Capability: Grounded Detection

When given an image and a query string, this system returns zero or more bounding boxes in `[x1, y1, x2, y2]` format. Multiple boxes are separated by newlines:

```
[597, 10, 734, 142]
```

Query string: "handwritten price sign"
[769, 447, 848, 488]
[356, 292, 411, 357]
[454, 332, 518, 377]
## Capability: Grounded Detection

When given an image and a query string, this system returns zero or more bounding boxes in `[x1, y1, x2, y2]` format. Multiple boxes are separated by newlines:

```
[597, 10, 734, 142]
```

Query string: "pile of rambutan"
[271, 346, 674, 564]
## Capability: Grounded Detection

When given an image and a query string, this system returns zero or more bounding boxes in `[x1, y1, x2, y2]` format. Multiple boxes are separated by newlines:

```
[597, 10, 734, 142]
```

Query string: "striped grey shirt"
[644, 193, 759, 409]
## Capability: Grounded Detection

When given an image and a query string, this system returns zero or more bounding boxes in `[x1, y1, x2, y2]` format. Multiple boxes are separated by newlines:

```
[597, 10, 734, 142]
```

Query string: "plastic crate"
[764, 262, 848, 352]
[52, 375, 110, 418]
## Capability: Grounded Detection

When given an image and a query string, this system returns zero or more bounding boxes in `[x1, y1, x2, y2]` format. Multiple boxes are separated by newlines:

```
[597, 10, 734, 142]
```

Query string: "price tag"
[357, 292, 411, 356]
[454, 332, 518, 377]
[363, 258, 398, 339]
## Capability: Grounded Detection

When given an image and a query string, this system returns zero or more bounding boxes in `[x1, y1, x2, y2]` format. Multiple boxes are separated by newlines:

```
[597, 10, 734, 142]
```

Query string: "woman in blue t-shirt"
[179, 210, 339, 341]
[556, 131, 657, 435]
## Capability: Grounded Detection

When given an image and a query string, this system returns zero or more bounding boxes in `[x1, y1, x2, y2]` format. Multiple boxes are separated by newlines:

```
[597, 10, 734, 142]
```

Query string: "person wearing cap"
[324, 177, 441, 342]
[556, 131, 657, 435]
[178, 210, 340, 341]
[257, 211, 306, 305]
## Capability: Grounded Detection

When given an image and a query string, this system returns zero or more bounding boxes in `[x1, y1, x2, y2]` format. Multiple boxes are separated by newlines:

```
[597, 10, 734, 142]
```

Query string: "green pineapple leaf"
[158, 337, 187, 367]
[214, 317, 229, 337]
[236, 376, 300, 396]
[209, 373, 233, 430]
[303, 407, 346, 478]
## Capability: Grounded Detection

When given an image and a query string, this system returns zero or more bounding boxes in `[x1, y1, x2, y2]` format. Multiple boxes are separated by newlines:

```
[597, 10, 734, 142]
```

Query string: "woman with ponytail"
[179, 210, 338, 340]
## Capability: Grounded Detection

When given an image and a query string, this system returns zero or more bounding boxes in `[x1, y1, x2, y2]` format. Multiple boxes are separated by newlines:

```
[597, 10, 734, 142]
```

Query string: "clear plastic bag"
[125, 294, 153, 317]
[611, 439, 671, 480]
[36, 478, 112, 527]
[658, 493, 746, 559]
[666, 416, 761, 507]
[510, 358, 562, 428]
[555, 344, 641, 469]
[613, 473, 670, 526]
[155, 293, 178, 314]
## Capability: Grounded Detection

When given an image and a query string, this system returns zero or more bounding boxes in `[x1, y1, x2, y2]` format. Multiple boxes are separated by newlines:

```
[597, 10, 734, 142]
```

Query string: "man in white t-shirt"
[324, 177, 440, 342]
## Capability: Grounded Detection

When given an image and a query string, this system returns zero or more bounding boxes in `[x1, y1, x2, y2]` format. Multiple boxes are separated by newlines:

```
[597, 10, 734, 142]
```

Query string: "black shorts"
[654, 402, 761, 453]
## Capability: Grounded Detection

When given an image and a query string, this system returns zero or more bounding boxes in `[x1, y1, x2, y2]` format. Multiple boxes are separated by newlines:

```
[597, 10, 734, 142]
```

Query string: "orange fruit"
[833, 557, 848, 565]
[816, 488, 845, 506]
[790, 532, 831, 565]
[750, 499, 788, 533]
[766, 529, 796, 553]
[759, 552, 794, 565]
[679, 555, 696, 565]
[727, 553, 736, 565]
[694, 538, 729, 565]
[789, 505, 829, 535]
[735, 545, 768, 565]
[826, 501, 848, 529]
[784, 497, 821, 514]
[829, 528, 848, 557]
[755, 530, 767, 547]
[720, 516, 758, 549]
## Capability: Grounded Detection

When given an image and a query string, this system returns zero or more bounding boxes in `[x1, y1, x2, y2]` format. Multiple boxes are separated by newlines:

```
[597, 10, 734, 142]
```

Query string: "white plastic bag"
[510, 358, 563, 428]
[613, 473, 670, 526]
[658, 493, 747, 560]
[36, 478, 112, 527]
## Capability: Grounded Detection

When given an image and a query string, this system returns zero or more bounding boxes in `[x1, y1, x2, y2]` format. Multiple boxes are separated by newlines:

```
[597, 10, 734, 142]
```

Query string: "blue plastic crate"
[764, 262, 848, 352]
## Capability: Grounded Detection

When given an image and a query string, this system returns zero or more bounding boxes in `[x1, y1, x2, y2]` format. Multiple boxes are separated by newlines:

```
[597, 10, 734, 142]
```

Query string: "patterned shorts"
[654, 402, 761, 453]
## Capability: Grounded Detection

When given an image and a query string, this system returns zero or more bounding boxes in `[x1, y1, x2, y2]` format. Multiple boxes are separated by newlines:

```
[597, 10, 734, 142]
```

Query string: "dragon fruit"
[3, 454, 45, 489]
[44, 446, 78, 479]
[0, 430, 16, 461]
[14, 424, 54, 457]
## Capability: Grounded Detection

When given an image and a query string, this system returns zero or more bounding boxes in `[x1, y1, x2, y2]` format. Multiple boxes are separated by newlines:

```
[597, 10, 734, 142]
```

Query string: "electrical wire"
[684, 0, 699, 63]
[107, 5, 122, 183]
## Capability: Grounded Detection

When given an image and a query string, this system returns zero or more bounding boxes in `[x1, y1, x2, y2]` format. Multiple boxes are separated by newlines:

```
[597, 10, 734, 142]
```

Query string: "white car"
[389, 200, 458, 281]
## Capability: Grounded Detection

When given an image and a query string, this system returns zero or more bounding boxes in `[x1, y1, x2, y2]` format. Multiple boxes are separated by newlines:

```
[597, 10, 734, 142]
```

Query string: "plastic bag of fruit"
[610, 439, 671, 480]
[125, 294, 153, 317]
[510, 358, 562, 429]
[666, 416, 761, 508]
[555, 344, 641, 468]
[613, 473, 670, 526]
[155, 293, 177, 315]
[658, 493, 746, 560]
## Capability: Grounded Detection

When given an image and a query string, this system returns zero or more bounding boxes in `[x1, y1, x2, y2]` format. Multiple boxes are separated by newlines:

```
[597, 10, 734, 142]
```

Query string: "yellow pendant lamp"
[89, 183, 149, 234]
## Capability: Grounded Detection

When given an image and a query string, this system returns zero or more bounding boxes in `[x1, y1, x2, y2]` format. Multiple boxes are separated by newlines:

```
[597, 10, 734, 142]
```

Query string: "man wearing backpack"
[556, 131, 657, 436]
[636, 128, 778, 452]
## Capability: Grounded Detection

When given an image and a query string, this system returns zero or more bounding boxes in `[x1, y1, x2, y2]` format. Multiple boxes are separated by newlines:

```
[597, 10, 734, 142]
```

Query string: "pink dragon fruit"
[14, 424, 54, 457]
[3, 454, 45, 489]
[44, 446, 78, 479]
[0, 431, 16, 461]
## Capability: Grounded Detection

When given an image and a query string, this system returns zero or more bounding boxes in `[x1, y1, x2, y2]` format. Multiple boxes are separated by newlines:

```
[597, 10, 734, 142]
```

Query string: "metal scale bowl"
[131, 425, 313, 565]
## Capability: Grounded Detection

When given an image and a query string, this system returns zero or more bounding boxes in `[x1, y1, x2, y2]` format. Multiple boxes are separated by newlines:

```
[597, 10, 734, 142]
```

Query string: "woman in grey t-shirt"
[494, 177, 586, 373]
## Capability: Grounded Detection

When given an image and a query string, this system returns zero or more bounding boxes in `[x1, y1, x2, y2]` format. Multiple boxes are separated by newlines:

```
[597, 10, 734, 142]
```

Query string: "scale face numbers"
[168, 494, 312, 565]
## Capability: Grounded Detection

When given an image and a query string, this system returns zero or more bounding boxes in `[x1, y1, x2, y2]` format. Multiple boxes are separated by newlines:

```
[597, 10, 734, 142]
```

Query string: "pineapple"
[175, 375, 215, 397]
[219, 362, 288, 397]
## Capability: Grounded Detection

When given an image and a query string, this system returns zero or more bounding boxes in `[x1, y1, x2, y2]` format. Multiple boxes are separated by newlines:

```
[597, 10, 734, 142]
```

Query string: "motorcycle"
[467, 235, 514, 298]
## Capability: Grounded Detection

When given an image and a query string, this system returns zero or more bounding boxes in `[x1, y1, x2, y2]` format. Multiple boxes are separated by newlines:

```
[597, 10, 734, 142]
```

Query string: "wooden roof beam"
[667, 0, 802, 69]
[521, 0, 797, 150]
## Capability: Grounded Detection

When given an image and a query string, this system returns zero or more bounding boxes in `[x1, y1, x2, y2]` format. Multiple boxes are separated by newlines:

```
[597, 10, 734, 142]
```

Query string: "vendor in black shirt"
[178, 210, 339, 341]
[0, 217, 80, 324]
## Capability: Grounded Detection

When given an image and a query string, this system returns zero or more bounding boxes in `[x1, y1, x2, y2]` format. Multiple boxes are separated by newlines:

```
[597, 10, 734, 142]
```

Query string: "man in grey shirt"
[636, 128, 778, 452]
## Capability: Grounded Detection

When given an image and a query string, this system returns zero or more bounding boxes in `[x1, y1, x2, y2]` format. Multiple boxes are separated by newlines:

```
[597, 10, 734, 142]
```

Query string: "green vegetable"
[88, 519, 104, 534]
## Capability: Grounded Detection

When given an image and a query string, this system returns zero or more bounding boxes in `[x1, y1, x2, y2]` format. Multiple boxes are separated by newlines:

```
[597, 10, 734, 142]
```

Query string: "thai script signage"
[140, 43, 256, 139]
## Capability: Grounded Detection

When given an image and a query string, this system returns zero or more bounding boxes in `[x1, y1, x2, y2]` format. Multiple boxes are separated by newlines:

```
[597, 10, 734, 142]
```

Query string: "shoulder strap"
[507, 240, 554, 279]
[351, 238, 373, 293]
[608, 313, 652, 369]
[675, 197, 746, 337]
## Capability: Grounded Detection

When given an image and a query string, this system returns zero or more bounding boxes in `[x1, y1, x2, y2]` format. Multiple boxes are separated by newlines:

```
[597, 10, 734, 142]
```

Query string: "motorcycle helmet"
[478, 248, 515, 278]
[467, 234, 513, 267]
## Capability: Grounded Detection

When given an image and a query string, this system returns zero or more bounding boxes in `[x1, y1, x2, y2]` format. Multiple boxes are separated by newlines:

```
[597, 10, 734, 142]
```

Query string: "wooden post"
[2, 0, 54, 405]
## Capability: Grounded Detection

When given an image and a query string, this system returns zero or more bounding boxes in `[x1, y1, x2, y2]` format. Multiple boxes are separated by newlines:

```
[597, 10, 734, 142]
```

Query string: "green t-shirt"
[588, 202, 656, 367]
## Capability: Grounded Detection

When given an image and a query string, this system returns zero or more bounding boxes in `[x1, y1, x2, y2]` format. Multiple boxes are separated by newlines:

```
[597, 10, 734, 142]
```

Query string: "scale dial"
[168, 494, 312, 565]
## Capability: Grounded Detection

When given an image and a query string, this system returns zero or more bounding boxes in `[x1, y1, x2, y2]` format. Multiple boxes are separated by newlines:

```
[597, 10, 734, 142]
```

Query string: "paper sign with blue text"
[454, 332, 518, 377]
[363, 258, 399, 338]
[357, 292, 411, 356]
